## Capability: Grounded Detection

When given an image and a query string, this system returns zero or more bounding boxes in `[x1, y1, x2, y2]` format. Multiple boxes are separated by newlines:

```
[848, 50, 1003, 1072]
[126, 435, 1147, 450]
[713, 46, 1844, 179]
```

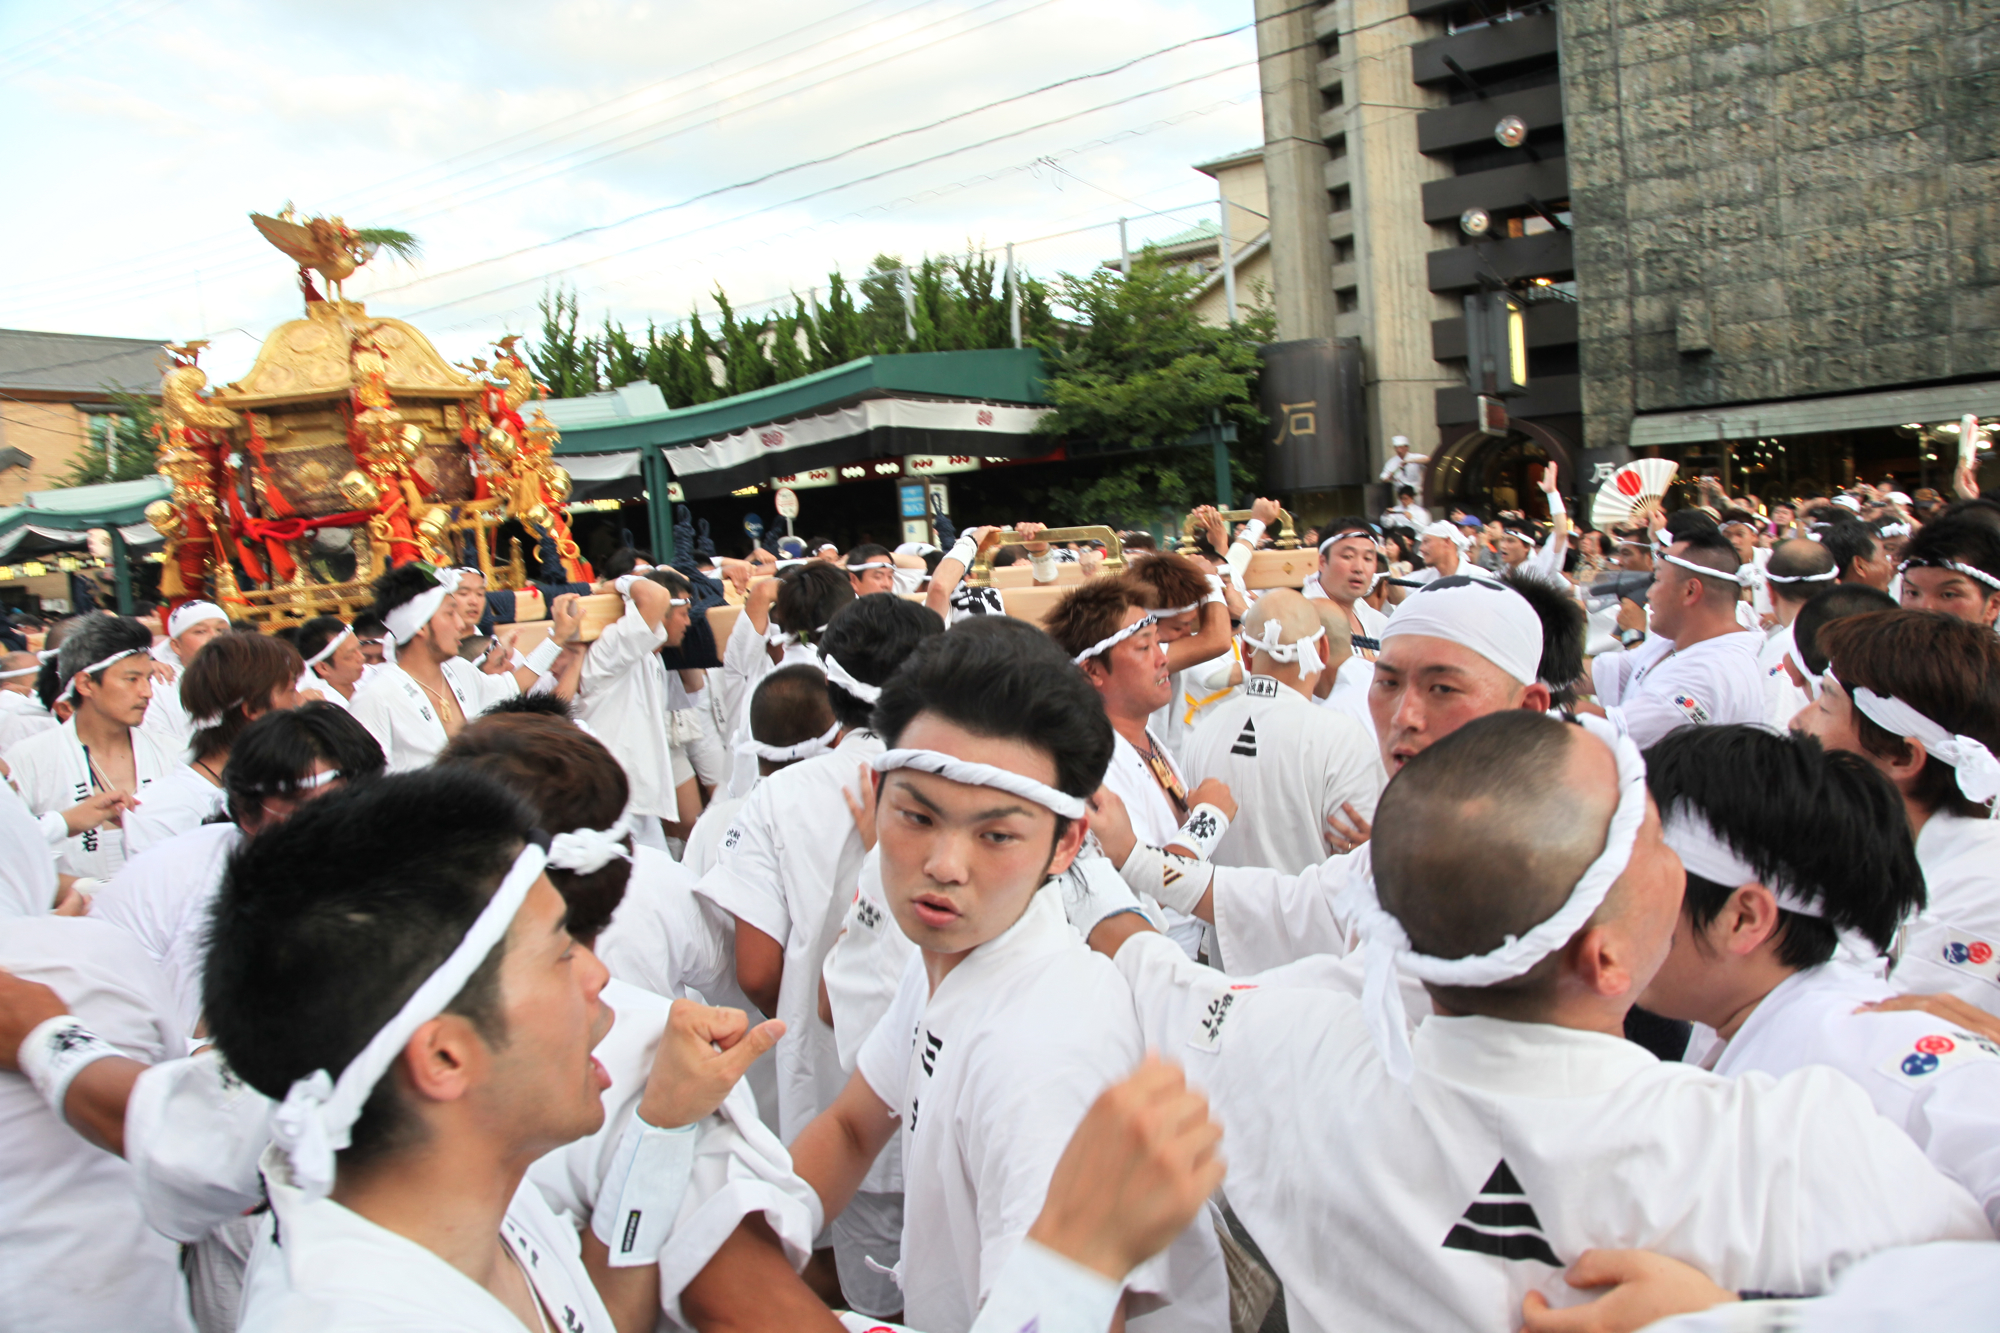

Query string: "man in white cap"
[1637, 722, 2000, 1228]
[1587, 526, 1765, 748]
[1182, 589, 1384, 875]
[1407, 519, 1499, 590]
[140, 600, 231, 757]
[789, 618, 1227, 1333]
[349, 564, 577, 771]
[1379, 434, 1431, 493]
[1096, 575, 1553, 973]
[1073, 711, 1989, 1331]
[3, 614, 168, 881]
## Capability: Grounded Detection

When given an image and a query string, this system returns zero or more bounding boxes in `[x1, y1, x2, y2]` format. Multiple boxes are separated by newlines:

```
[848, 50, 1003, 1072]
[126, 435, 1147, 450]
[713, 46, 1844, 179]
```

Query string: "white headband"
[846, 561, 893, 572]
[1876, 521, 1912, 539]
[1657, 805, 1882, 961]
[303, 626, 354, 669]
[58, 647, 150, 705]
[271, 841, 547, 1201]
[1659, 550, 1753, 588]
[740, 718, 842, 764]
[1763, 568, 1838, 584]
[1074, 614, 1157, 667]
[1844, 681, 2000, 813]
[1243, 620, 1326, 680]
[1379, 578, 1543, 687]
[823, 654, 882, 702]
[168, 601, 228, 640]
[383, 568, 463, 646]
[1320, 527, 1376, 555]
[1900, 558, 2000, 593]
[546, 816, 634, 874]
[0, 665, 38, 680]
[871, 749, 1088, 820]
[1339, 715, 1645, 1082]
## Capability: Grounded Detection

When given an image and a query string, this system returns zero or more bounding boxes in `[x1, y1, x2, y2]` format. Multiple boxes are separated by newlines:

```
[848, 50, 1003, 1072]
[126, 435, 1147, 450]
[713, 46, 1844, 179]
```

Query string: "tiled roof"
[0, 328, 167, 397]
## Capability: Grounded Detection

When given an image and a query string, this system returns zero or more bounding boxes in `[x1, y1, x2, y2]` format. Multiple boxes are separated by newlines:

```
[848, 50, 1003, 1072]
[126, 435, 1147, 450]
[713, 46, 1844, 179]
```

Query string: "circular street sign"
[774, 486, 800, 519]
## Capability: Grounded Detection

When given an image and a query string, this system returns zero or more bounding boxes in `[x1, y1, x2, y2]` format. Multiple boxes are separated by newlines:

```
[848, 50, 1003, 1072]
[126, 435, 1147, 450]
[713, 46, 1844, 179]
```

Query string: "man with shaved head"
[1757, 536, 1838, 727]
[1074, 712, 1987, 1329]
[1181, 589, 1385, 875]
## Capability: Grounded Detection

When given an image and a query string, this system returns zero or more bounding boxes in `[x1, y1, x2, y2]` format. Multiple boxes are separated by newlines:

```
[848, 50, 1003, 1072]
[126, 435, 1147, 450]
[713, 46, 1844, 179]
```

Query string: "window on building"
[1336, 287, 1360, 313]
[1320, 34, 1339, 58]
[1323, 82, 1344, 110]
[1330, 185, 1351, 213]
[1334, 237, 1356, 265]
[1327, 133, 1348, 160]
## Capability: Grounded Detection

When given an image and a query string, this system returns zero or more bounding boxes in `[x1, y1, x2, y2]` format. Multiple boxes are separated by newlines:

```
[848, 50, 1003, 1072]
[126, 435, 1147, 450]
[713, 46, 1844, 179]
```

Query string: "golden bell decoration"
[485, 426, 517, 461]
[144, 499, 182, 538]
[416, 506, 452, 541]
[338, 469, 383, 510]
[544, 465, 573, 505]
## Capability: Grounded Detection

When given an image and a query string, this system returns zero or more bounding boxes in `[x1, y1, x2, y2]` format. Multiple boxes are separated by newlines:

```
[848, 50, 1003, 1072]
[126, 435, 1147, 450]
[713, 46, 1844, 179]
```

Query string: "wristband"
[1204, 573, 1226, 605]
[1118, 843, 1216, 916]
[40, 810, 68, 847]
[523, 637, 563, 676]
[589, 1108, 699, 1267]
[1168, 803, 1231, 860]
[1059, 852, 1164, 938]
[20, 1016, 122, 1121]
[947, 535, 979, 568]
[1232, 519, 1266, 548]
[1546, 492, 1566, 517]
[1030, 550, 1059, 584]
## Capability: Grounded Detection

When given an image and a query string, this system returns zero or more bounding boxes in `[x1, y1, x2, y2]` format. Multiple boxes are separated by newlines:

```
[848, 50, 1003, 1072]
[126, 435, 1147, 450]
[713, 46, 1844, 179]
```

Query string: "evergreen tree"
[56, 391, 161, 487]
[527, 287, 599, 399]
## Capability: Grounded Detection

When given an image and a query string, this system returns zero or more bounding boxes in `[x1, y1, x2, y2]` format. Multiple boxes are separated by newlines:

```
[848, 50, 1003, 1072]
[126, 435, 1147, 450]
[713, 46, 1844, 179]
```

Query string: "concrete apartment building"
[0, 329, 165, 505]
[1255, 0, 1580, 516]
[1560, 0, 1999, 498]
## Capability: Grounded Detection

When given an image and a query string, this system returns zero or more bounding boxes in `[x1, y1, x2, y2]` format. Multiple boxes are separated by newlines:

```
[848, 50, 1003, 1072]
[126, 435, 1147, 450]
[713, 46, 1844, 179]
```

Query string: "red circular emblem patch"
[1970, 941, 1993, 965]
[1614, 468, 1644, 497]
[1915, 1035, 1956, 1055]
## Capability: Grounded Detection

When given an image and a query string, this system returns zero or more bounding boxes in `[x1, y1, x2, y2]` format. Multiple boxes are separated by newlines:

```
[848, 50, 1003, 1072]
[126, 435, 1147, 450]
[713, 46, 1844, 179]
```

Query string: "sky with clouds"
[1, 0, 1263, 379]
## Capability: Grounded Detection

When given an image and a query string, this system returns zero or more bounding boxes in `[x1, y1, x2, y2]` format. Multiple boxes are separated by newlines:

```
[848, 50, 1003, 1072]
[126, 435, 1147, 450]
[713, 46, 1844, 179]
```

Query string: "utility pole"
[1006, 242, 1022, 348]
[899, 266, 915, 341]
[1218, 192, 1238, 325]
[1118, 217, 1130, 276]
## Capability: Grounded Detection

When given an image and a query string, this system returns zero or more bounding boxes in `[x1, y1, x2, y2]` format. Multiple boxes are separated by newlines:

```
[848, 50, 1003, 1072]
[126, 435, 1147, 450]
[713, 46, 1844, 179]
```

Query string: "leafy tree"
[1026, 249, 1275, 523]
[57, 391, 163, 486]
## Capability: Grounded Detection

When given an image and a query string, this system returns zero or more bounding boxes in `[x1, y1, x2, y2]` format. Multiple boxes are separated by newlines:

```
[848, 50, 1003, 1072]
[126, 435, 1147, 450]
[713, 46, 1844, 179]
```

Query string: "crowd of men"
[1, 463, 1998, 1333]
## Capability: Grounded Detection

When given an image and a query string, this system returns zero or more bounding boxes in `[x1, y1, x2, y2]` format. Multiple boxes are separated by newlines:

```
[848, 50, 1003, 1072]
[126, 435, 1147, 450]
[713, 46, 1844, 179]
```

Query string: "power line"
[370, 33, 1262, 307]
[0, 0, 180, 80]
[3, 0, 1042, 308]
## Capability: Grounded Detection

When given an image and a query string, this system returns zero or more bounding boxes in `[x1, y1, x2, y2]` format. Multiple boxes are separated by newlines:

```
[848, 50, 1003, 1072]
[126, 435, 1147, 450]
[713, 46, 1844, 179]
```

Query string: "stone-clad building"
[1560, 0, 2000, 494]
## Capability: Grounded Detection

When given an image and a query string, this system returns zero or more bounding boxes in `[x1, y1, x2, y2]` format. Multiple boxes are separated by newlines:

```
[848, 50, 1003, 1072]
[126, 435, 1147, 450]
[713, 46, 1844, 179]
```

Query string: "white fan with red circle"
[1591, 458, 1679, 530]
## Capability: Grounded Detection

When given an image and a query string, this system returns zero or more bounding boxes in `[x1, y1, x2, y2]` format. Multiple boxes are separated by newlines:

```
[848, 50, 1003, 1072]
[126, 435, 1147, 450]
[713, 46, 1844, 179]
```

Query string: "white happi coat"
[349, 657, 518, 772]
[1183, 673, 1386, 874]
[683, 792, 744, 879]
[0, 778, 57, 917]
[1892, 812, 2000, 1016]
[835, 1240, 1125, 1333]
[526, 977, 821, 1325]
[1640, 1240, 2000, 1333]
[0, 689, 56, 750]
[1112, 931, 1989, 1333]
[90, 822, 241, 1034]
[0, 916, 193, 1333]
[1200, 845, 1368, 975]
[822, 847, 917, 1074]
[1690, 960, 2000, 1229]
[1102, 727, 1204, 957]
[576, 597, 678, 820]
[121, 762, 226, 857]
[1591, 629, 1767, 748]
[1320, 596, 1387, 742]
[695, 731, 879, 1149]
[593, 844, 779, 1128]
[139, 649, 193, 760]
[1759, 621, 1810, 730]
[717, 613, 821, 799]
[241, 1148, 617, 1333]
[855, 885, 1227, 1333]
[4, 718, 171, 878]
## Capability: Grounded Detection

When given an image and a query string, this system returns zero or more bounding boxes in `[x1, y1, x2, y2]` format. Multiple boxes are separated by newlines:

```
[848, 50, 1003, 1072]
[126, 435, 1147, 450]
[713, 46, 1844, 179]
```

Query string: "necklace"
[193, 758, 223, 787]
[414, 675, 459, 722]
